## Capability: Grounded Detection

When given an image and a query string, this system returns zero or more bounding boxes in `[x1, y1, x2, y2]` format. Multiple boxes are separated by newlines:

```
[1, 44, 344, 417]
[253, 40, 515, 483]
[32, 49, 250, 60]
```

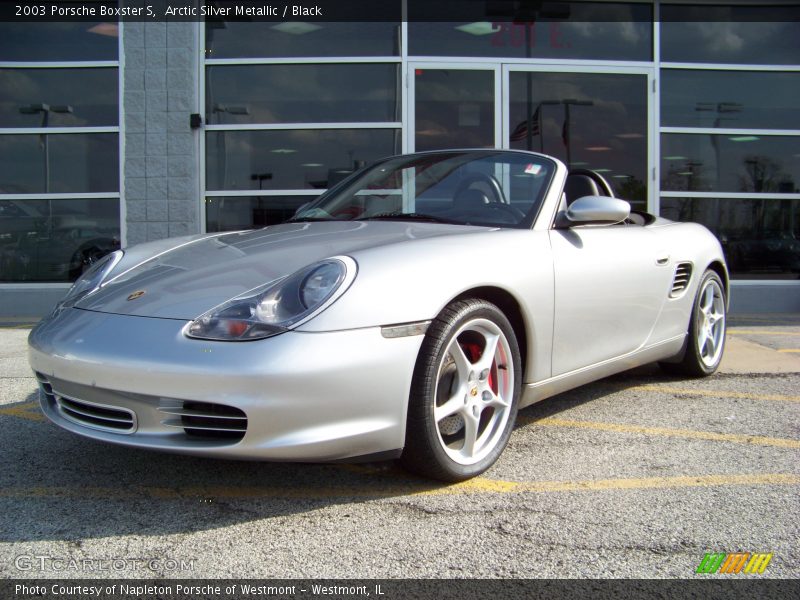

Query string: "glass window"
[206, 195, 317, 232]
[660, 197, 800, 280]
[661, 70, 800, 130]
[206, 22, 400, 58]
[0, 133, 119, 194]
[0, 198, 120, 282]
[415, 69, 495, 152]
[206, 64, 400, 124]
[661, 6, 800, 65]
[0, 68, 118, 128]
[0, 22, 119, 61]
[409, 2, 652, 60]
[661, 134, 800, 193]
[206, 129, 401, 191]
[509, 71, 648, 207]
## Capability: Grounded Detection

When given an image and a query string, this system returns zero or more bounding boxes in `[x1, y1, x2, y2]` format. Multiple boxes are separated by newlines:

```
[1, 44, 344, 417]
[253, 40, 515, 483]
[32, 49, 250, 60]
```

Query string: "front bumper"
[28, 308, 424, 461]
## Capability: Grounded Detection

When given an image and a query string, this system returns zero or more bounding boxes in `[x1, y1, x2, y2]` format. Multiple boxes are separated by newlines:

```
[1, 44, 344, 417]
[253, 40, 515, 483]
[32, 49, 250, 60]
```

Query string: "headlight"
[185, 256, 356, 341]
[60, 250, 124, 307]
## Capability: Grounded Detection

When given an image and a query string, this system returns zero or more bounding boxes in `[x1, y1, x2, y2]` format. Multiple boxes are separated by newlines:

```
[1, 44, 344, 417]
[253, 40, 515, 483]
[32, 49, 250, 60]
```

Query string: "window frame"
[654, 8, 800, 283]
[201, 52, 405, 233]
[0, 52, 121, 288]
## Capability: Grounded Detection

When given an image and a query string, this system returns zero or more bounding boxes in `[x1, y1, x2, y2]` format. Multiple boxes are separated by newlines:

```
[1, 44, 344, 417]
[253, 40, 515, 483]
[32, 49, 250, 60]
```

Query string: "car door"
[549, 224, 673, 376]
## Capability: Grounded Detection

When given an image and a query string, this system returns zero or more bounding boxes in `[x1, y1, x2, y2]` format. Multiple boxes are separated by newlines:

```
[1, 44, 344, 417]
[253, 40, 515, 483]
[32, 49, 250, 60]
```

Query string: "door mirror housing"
[560, 195, 630, 226]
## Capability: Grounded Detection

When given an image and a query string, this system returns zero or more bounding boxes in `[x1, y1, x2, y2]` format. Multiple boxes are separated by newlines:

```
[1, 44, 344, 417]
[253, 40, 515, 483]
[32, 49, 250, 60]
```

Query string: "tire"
[660, 269, 727, 377]
[400, 299, 522, 482]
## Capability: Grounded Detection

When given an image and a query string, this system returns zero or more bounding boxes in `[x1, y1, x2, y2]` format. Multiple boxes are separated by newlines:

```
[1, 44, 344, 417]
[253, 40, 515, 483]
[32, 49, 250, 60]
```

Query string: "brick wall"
[122, 17, 200, 245]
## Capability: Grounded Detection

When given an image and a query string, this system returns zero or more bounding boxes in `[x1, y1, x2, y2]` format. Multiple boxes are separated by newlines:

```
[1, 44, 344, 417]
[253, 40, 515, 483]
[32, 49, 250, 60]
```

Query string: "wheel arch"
[451, 286, 529, 380]
[706, 260, 730, 305]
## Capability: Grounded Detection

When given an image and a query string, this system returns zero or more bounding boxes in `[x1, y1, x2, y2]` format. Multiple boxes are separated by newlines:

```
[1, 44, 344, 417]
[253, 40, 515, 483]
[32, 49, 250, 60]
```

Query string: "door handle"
[656, 254, 670, 266]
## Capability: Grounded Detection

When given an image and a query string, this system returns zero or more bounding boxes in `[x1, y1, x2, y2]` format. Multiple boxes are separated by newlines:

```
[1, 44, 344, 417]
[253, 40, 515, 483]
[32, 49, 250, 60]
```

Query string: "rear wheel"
[401, 299, 521, 482]
[660, 269, 726, 377]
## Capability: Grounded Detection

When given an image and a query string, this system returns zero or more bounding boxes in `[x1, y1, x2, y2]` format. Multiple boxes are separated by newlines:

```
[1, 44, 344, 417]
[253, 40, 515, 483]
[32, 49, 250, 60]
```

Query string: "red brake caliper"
[461, 342, 495, 391]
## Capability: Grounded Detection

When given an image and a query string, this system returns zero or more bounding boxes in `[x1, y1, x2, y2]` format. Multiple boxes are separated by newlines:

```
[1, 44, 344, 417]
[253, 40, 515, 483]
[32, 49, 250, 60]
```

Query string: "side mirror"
[562, 195, 630, 225]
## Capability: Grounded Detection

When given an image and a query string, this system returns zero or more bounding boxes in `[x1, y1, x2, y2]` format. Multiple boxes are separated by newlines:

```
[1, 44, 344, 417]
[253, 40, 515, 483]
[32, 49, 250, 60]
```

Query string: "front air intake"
[37, 372, 137, 433]
[158, 401, 247, 441]
[670, 262, 693, 297]
[35, 372, 55, 402]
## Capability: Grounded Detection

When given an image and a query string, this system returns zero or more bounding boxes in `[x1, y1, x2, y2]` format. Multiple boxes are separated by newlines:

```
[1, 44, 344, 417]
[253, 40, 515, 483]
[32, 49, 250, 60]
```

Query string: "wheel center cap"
[470, 387, 478, 397]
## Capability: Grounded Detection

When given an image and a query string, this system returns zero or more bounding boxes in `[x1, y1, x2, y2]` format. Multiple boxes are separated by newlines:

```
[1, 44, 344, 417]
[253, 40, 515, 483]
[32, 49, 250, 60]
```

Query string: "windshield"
[291, 150, 556, 228]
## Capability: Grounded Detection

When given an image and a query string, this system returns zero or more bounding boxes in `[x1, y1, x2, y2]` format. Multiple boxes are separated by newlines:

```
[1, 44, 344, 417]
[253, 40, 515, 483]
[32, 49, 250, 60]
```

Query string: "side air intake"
[670, 262, 693, 297]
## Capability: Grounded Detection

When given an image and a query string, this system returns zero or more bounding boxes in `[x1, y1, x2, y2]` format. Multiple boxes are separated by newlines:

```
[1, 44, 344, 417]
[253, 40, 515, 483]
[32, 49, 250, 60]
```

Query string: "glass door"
[409, 63, 654, 211]
[503, 65, 653, 211]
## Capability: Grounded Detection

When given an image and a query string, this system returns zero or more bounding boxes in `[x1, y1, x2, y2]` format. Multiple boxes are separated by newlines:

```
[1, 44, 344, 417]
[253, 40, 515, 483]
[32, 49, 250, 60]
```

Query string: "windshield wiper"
[355, 212, 457, 224]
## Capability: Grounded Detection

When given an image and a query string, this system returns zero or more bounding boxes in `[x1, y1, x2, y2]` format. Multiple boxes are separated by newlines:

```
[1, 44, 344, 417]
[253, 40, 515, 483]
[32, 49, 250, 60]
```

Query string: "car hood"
[76, 221, 489, 320]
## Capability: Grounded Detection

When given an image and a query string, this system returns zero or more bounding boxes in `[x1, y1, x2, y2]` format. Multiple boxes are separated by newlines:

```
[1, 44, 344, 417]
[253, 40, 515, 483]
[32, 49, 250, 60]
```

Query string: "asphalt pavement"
[0, 314, 798, 579]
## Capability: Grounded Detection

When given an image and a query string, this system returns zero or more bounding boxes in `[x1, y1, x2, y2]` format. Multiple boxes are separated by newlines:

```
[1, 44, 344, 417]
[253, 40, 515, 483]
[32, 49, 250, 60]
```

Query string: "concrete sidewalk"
[723, 314, 800, 374]
[721, 335, 800, 374]
[2, 314, 799, 376]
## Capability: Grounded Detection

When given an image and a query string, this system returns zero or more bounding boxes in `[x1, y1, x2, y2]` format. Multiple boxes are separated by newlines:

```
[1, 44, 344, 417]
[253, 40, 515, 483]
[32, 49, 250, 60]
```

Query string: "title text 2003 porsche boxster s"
[29, 150, 728, 481]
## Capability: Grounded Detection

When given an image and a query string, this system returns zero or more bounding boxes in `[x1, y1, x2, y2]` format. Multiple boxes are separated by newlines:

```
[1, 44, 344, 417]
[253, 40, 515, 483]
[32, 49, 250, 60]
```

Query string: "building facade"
[1, 0, 799, 316]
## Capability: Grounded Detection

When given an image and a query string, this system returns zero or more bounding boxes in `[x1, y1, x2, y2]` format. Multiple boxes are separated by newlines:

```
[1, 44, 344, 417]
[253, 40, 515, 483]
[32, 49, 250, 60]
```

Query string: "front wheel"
[660, 269, 727, 377]
[401, 299, 521, 482]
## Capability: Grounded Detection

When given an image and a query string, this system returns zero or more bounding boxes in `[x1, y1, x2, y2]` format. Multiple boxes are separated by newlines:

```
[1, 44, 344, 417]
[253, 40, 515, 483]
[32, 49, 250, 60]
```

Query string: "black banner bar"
[2, 1, 799, 23]
[3, 579, 799, 600]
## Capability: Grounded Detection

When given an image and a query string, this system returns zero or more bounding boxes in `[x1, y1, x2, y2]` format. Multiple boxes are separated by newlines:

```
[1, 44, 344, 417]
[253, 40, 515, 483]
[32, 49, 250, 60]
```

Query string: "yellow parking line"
[523, 417, 800, 449]
[1, 473, 797, 500]
[777, 349, 800, 353]
[0, 400, 45, 422]
[437, 473, 800, 496]
[727, 329, 800, 336]
[628, 385, 800, 403]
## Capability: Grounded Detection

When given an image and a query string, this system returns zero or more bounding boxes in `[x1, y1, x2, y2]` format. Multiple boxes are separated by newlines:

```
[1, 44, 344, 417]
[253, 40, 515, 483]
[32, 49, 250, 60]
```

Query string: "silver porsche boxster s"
[28, 150, 728, 481]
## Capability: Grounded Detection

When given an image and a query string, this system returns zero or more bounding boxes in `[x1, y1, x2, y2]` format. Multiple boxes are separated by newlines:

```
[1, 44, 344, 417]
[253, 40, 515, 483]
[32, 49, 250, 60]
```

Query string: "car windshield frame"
[289, 150, 557, 230]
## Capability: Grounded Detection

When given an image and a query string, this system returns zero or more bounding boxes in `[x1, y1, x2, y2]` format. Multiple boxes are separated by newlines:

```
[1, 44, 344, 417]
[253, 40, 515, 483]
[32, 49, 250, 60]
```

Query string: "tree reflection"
[740, 155, 794, 193]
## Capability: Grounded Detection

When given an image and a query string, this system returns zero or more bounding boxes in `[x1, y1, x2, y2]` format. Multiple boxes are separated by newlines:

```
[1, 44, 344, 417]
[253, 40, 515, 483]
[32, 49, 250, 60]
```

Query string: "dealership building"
[1, 0, 798, 317]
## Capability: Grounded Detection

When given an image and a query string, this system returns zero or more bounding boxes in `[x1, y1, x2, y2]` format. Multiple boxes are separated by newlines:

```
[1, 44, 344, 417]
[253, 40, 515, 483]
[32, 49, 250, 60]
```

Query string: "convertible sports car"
[28, 150, 728, 481]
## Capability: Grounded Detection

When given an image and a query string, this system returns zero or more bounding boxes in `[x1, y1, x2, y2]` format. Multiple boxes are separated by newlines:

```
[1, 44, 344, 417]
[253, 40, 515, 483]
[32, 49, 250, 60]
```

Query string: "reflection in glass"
[409, 3, 651, 60]
[661, 6, 800, 65]
[206, 22, 400, 58]
[206, 64, 400, 124]
[205, 129, 401, 191]
[414, 69, 494, 152]
[0, 198, 120, 282]
[661, 70, 800, 130]
[0, 134, 119, 194]
[206, 196, 318, 232]
[508, 71, 647, 207]
[0, 68, 118, 127]
[661, 135, 800, 193]
[0, 21, 119, 61]
[661, 197, 800, 280]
